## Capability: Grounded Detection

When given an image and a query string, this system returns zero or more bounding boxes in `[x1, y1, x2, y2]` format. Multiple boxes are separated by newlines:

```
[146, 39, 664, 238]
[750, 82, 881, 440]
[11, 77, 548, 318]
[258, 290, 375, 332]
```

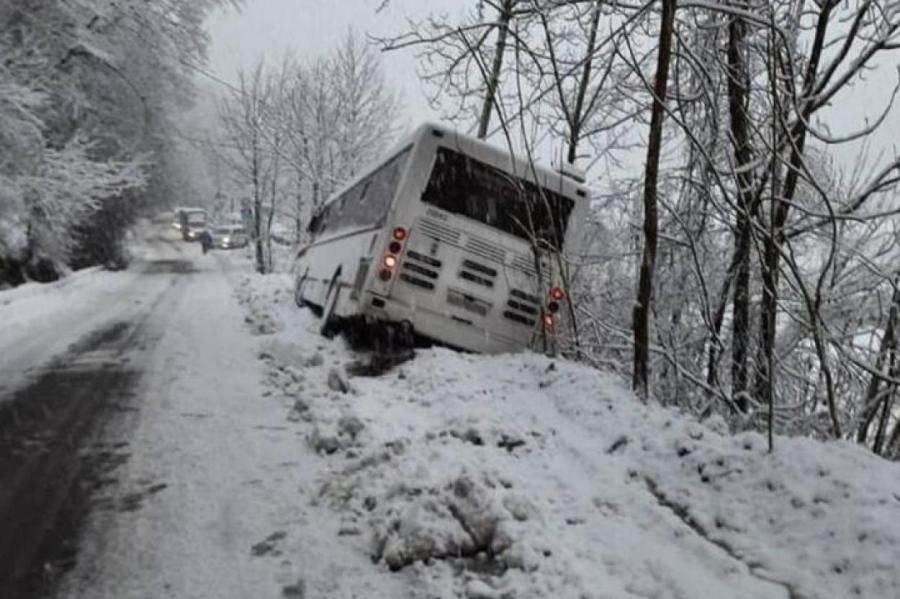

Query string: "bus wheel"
[320, 277, 342, 338]
[373, 320, 414, 357]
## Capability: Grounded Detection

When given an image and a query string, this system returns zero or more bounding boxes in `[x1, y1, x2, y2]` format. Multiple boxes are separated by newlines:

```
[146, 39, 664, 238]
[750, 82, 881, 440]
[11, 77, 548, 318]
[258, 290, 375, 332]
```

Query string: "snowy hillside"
[234, 270, 900, 599]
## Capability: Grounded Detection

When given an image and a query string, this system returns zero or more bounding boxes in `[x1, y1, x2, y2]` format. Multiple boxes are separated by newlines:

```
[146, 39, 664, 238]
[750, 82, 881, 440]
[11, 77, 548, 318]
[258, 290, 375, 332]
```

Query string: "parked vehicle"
[178, 208, 207, 241]
[211, 225, 249, 250]
[171, 207, 188, 231]
[292, 122, 589, 354]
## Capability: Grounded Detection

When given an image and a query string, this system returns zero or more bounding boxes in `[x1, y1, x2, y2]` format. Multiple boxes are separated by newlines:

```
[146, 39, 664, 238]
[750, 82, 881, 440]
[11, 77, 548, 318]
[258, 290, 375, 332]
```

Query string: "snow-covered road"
[2, 221, 900, 599]
[0, 224, 399, 599]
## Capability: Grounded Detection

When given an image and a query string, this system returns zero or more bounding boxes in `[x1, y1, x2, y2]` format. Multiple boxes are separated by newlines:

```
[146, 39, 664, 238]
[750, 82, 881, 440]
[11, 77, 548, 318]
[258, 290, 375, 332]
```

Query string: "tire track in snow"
[643, 477, 798, 599]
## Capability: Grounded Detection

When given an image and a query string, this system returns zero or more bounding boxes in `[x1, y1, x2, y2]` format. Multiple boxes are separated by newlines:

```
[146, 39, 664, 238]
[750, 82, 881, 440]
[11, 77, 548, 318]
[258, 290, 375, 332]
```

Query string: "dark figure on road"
[199, 229, 212, 254]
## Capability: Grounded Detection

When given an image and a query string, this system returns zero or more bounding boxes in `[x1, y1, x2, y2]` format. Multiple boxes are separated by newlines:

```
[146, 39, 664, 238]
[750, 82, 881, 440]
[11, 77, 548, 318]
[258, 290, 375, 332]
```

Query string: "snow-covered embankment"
[235, 271, 900, 599]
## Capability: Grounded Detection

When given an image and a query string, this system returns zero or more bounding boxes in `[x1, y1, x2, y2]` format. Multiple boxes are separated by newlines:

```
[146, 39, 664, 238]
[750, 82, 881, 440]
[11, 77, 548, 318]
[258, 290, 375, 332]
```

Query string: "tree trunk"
[726, 4, 754, 411]
[753, 2, 834, 413]
[477, 0, 514, 139]
[857, 280, 900, 446]
[252, 134, 265, 274]
[566, 0, 603, 164]
[295, 171, 304, 245]
[632, 0, 677, 400]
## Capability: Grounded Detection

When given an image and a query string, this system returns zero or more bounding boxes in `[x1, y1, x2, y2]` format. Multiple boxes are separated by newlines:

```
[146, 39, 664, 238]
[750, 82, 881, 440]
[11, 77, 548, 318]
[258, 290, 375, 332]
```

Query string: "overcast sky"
[203, 1, 900, 180]
[204, 0, 463, 132]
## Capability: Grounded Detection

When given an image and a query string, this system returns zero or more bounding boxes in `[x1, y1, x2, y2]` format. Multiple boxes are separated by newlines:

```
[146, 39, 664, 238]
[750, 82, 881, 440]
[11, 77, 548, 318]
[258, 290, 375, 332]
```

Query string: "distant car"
[211, 225, 249, 250]
[171, 207, 189, 230]
[178, 208, 208, 241]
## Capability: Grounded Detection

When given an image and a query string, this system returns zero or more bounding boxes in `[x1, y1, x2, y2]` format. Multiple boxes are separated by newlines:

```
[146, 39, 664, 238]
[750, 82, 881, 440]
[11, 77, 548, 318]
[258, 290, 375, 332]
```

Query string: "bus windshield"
[421, 147, 574, 249]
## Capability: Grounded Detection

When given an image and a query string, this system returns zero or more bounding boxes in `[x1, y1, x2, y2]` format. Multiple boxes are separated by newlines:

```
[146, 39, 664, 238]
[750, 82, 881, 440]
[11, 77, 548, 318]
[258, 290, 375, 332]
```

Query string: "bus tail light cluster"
[542, 287, 566, 333]
[547, 286, 565, 314]
[379, 227, 407, 281]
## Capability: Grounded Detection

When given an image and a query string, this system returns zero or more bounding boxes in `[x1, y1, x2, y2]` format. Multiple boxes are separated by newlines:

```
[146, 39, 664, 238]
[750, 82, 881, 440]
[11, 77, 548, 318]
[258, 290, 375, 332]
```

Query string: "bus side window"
[348, 180, 373, 228]
[312, 203, 333, 236]
[365, 148, 411, 226]
[312, 146, 412, 235]
[333, 179, 368, 231]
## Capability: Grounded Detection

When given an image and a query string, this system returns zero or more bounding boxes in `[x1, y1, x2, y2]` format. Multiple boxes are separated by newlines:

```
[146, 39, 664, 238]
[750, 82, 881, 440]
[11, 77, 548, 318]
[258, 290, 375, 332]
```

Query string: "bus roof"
[413, 122, 588, 200]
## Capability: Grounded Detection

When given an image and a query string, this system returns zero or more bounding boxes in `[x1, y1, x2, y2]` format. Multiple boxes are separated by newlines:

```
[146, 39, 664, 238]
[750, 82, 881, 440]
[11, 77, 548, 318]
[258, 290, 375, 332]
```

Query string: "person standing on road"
[199, 229, 212, 254]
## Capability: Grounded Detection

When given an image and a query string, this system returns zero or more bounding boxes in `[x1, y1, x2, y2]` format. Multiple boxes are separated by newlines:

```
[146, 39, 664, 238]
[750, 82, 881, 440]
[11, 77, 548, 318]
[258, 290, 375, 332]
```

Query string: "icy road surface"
[2, 221, 900, 599]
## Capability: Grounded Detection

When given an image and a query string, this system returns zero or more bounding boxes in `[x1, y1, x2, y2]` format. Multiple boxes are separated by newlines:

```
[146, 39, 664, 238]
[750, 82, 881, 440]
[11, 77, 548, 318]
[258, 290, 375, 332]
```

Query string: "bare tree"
[632, 0, 677, 400]
[215, 31, 401, 266]
[219, 60, 277, 273]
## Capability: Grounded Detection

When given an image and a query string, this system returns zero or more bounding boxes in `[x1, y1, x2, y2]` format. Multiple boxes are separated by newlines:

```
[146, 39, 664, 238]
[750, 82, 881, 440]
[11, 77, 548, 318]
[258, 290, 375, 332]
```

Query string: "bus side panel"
[300, 229, 380, 314]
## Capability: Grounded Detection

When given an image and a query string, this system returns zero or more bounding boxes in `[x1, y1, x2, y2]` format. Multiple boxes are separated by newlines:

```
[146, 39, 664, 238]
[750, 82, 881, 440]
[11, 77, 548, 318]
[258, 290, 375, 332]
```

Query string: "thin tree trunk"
[884, 400, 900, 458]
[253, 133, 265, 274]
[295, 171, 304, 244]
[632, 0, 677, 400]
[265, 134, 281, 273]
[727, 5, 754, 411]
[566, 0, 603, 164]
[477, 0, 514, 139]
[706, 264, 737, 395]
[873, 378, 897, 455]
[754, 3, 834, 412]
[857, 280, 900, 444]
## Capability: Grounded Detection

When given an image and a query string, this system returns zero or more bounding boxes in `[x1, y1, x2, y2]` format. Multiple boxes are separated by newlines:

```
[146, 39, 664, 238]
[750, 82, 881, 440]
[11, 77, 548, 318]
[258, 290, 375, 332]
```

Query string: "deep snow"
[237, 268, 900, 599]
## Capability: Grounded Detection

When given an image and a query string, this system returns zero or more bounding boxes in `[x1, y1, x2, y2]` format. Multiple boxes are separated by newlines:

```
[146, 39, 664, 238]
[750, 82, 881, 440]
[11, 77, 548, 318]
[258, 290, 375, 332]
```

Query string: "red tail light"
[379, 227, 406, 283]
[543, 313, 555, 331]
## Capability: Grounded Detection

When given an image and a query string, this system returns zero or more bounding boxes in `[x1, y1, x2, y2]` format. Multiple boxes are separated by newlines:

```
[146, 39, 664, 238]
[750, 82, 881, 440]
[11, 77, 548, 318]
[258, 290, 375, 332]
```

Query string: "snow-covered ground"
[236, 267, 900, 599]
[2, 222, 899, 599]
[0, 266, 139, 396]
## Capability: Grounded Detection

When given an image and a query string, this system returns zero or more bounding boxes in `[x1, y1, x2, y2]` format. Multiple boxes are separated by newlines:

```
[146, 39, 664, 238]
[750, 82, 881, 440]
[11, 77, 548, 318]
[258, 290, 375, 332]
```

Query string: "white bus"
[292, 122, 589, 354]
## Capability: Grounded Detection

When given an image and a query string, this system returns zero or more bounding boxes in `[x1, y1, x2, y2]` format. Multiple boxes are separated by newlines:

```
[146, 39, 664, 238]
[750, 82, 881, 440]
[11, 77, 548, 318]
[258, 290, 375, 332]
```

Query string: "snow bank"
[235, 269, 900, 599]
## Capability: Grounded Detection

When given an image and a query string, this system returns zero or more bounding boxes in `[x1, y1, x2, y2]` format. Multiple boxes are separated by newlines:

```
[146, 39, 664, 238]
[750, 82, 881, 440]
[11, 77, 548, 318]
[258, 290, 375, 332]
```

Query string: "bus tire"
[320, 274, 342, 338]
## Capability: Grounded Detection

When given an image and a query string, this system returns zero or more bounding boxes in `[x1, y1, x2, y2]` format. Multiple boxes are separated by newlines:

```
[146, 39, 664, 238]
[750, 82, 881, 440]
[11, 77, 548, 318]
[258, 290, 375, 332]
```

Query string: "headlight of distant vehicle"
[223, 236, 231, 244]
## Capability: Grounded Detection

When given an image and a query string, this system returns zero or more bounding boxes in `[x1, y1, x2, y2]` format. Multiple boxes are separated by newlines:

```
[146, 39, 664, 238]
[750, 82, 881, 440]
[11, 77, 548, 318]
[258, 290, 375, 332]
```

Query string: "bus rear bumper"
[362, 292, 531, 354]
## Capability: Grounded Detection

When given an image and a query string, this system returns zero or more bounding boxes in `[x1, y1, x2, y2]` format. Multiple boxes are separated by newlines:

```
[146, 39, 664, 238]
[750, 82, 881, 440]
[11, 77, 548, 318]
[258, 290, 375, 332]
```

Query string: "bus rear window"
[421, 148, 573, 249]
